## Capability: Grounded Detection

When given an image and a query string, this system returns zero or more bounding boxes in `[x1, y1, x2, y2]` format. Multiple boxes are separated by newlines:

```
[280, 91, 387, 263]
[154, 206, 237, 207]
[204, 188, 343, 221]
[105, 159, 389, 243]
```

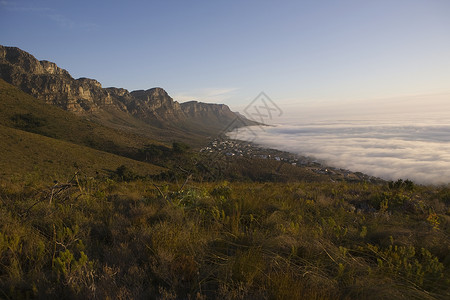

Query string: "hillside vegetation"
[0, 125, 164, 182]
[0, 174, 449, 299]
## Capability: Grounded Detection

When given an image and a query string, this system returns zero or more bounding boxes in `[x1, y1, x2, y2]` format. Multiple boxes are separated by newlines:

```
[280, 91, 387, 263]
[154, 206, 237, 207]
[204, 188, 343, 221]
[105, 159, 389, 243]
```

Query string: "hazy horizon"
[230, 105, 450, 185]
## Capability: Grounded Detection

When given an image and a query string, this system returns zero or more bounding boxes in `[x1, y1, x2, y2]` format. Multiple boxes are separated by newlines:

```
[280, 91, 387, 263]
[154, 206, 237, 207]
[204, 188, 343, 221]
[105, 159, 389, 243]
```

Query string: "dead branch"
[152, 183, 166, 199]
[178, 174, 192, 193]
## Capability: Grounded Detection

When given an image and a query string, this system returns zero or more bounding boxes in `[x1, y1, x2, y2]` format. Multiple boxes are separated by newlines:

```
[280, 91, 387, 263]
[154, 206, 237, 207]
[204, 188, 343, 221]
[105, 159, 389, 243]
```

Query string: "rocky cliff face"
[0, 46, 69, 76]
[129, 88, 185, 122]
[0, 46, 115, 112]
[181, 101, 234, 120]
[0, 45, 256, 132]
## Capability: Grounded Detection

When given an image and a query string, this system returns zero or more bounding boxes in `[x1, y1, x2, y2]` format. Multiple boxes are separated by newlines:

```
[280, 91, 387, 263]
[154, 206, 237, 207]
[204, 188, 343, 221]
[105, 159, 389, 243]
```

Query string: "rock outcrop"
[0, 45, 256, 132]
[0, 46, 116, 112]
[129, 88, 185, 122]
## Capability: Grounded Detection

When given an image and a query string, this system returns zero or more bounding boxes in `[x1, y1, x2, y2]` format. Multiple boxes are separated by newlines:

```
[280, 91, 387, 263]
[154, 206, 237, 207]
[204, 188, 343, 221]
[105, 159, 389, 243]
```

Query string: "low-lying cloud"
[229, 120, 450, 185]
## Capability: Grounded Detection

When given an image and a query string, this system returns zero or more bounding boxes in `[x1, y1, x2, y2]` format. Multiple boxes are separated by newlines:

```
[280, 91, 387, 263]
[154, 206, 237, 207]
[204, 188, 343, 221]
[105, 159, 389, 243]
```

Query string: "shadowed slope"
[0, 125, 164, 181]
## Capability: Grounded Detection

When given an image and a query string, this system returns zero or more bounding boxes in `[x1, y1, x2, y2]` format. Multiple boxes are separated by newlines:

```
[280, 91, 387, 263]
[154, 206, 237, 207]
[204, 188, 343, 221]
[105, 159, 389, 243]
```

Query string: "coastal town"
[200, 138, 384, 183]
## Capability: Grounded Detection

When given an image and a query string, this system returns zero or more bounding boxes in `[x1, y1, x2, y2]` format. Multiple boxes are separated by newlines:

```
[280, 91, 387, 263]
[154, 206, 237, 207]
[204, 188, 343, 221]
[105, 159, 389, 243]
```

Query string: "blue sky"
[1, 0, 449, 113]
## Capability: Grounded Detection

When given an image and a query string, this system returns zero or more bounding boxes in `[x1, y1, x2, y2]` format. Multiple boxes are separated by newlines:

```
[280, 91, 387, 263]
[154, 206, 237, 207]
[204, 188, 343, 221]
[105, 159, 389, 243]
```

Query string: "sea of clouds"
[229, 117, 450, 185]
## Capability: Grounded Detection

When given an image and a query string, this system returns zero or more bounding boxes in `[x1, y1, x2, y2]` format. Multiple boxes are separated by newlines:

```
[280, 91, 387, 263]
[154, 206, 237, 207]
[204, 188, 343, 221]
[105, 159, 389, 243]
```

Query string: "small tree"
[172, 142, 190, 154]
[114, 165, 136, 181]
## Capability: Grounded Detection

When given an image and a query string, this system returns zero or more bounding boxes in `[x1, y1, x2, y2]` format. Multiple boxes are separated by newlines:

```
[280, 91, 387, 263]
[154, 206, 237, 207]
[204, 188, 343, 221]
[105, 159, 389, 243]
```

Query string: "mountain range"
[0, 45, 256, 144]
[0, 45, 259, 181]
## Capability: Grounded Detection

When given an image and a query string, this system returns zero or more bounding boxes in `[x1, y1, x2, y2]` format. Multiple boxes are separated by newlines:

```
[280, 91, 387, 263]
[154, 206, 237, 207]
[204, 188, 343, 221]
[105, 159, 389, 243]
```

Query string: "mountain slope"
[0, 78, 166, 158]
[0, 124, 164, 182]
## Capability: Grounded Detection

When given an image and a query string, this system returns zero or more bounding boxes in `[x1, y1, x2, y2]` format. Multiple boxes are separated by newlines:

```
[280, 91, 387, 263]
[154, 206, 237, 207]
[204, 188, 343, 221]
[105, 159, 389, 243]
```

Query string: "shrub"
[113, 165, 137, 182]
[11, 113, 47, 131]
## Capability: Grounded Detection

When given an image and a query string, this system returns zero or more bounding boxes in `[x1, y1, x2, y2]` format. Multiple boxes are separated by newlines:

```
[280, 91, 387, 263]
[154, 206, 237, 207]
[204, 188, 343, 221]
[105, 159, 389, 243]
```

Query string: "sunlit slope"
[0, 79, 165, 157]
[0, 125, 164, 181]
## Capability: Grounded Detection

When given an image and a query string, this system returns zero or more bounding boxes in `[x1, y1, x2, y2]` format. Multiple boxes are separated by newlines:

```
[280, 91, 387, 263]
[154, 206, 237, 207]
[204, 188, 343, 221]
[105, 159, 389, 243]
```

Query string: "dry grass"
[0, 177, 448, 299]
[0, 125, 164, 183]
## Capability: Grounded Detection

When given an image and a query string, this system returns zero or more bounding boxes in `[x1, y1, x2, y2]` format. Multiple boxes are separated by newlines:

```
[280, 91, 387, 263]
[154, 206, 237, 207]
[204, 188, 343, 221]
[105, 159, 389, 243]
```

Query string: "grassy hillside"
[88, 106, 211, 148]
[0, 177, 448, 299]
[0, 125, 164, 183]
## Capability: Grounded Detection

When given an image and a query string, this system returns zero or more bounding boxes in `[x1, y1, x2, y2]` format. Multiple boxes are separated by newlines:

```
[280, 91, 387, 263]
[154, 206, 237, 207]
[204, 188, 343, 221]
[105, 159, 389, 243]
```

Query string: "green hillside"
[0, 125, 164, 183]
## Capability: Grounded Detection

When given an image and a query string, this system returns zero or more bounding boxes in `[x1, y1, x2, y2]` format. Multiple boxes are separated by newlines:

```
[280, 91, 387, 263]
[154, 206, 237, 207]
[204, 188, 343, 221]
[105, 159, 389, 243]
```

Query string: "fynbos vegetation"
[1, 173, 448, 299]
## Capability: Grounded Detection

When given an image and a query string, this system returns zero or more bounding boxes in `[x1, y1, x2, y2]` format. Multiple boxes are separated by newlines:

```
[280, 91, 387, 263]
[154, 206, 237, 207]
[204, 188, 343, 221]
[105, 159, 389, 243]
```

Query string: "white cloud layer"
[229, 118, 450, 185]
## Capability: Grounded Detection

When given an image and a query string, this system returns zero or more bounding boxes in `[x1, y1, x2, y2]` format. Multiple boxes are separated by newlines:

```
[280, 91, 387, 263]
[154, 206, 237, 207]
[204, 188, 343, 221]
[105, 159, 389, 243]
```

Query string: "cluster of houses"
[200, 138, 383, 183]
[201, 139, 312, 165]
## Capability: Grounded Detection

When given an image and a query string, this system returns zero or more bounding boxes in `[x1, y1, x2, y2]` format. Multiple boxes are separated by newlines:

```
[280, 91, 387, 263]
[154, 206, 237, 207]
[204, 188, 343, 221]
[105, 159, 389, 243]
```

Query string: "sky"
[1, 0, 449, 113]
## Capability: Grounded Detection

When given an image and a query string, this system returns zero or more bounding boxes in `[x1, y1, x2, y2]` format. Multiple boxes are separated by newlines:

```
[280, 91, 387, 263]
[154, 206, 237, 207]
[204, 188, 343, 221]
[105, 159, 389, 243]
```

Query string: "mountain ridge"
[0, 45, 256, 136]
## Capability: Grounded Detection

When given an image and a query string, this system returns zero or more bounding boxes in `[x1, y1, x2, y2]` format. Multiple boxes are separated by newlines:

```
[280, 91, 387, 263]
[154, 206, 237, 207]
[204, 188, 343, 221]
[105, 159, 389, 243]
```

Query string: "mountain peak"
[131, 87, 171, 100]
